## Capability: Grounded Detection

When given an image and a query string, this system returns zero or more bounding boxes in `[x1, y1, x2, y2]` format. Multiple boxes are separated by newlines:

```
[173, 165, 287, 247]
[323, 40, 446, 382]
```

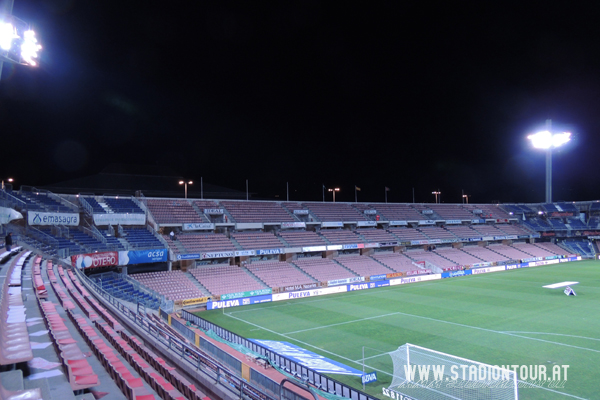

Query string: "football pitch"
[197, 260, 600, 400]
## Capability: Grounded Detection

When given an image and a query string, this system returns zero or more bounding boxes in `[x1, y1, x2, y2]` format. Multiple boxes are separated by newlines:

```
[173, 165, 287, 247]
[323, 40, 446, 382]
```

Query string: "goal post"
[387, 343, 518, 400]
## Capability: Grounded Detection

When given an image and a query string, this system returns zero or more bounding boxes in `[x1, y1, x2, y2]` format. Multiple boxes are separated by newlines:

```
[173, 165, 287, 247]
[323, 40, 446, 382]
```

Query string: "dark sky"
[1, 0, 599, 203]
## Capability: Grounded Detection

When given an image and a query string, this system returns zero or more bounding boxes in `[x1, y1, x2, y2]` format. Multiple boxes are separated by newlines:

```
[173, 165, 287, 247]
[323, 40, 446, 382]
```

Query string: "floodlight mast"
[527, 119, 571, 203]
[0, 0, 14, 80]
[0, 0, 41, 80]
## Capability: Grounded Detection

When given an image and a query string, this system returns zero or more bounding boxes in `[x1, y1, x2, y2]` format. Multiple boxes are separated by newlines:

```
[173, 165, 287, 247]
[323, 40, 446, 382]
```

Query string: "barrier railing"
[71, 264, 281, 400]
[181, 310, 376, 400]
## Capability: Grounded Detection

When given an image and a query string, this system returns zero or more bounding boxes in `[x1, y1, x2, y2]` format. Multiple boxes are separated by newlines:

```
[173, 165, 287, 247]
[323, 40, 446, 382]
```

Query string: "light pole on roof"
[1, 177, 13, 190]
[527, 119, 571, 204]
[432, 191, 441, 204]
[328, 187, 340, 202]
[179, 180, 192, 199]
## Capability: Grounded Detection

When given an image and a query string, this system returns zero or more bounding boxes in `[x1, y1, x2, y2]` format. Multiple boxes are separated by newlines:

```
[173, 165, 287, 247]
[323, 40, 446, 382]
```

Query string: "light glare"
[527, 130, 571, 149]
[0, 22, 18, 51]
[20, 30, 41, 66]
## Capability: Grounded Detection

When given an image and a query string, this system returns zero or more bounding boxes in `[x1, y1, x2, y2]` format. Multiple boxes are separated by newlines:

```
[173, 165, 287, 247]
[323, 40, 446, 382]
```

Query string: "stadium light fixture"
[328, 187, 340, 202]
[527, 119, 571, 203]
[179, 180, 192, 199]
[0, 1, 42, 80]
[1, 177, 13, 190]
[432, 191, 441, 204]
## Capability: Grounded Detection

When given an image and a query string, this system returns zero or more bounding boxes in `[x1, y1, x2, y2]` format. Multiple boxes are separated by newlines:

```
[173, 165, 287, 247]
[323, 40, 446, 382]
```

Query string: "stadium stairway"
[184, 271, 211, 296]
[189, 203, 211, 223]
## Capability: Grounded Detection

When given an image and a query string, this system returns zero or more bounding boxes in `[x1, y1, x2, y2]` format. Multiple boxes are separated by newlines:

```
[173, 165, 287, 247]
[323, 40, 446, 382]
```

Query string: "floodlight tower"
[0, 0, 42, 80]
[527, 119, 571, 203]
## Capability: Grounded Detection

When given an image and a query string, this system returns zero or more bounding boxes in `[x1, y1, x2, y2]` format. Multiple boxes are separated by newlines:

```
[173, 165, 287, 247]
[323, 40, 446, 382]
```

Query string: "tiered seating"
[104, 197, 144, 213]
[32, 257, 48, 298]
[190, 265, 266, 297]
[28, 192, 74, 212]
[556, 202, 578, 213]
[99, 228, 127, 250]
[464, 204, 512, 219]
[38, 228, 85, 254]
[1, 252, 34, 365]
[404, 250, 460, 271]
[147, 199, 204, 224]
[388, 228, 429, 241]
[334, 255, 391, 276]
[37, 301, 100, 390]
[281, 202, 310, 217]
[461, 246, 508, 262]
[91, 274, 160, 309]
[372, 253, 424, 275]
[120, 330, 210, 400]
[230, 231, 284, 250]
[131, 271, 207, 302]
[220, 201, 294, 223]
[319, 229, 362, 244]
[293, 258, 355, 281]
[373, 204, 424, 221]
[175, 233, 236, 253]
[471, 225, 508, 237]
[278, 230, 327, 247]
[303, 202, 367, 222]
[546, 219, 568, 230]
[556, 240, 594, 257]
[511, 242, 557, 257]
[356, 228, 397, 243]
[434, 247, 482, 266]
[522, 218, 552, 231]
[428, 204, 475, 220]
[418, 226, 457, 240]
[535, 242, 568, 255]
[566, 218, 586, 229]
[412, 204, 437, 219]
[122, 227, 163, 249]
[497, 224, 533, 236]
[82, 196, 106, 213]
[487, 244, 531, 260]
[444, 225, 481, 239]
[46, 261, 76, 311]
[352, 203, 376, 218]
[192, 200, 220, 222]
[246, 261, 315, 288]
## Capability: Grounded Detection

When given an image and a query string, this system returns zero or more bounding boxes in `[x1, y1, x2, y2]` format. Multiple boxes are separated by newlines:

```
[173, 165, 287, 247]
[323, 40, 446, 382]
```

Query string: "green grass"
[197, 260, 600, 400]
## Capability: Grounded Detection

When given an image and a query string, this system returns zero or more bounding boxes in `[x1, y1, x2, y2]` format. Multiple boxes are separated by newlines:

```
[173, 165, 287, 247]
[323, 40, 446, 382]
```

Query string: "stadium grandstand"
[2, 180, 599, 400]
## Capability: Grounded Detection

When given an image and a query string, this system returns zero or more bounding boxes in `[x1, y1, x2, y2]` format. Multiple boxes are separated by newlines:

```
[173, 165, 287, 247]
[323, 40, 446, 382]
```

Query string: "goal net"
[387, 343, 518, 400]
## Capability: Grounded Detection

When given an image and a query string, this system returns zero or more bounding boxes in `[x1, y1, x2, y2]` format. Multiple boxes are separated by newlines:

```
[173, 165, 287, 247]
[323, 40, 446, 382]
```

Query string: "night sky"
[1, 1, 599, 203]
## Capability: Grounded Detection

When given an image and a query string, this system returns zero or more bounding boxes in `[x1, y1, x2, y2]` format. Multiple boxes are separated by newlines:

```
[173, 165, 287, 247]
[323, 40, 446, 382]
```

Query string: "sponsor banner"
[389, 220, 408, 226]
[293, 209, 309, 215]
[386, 272, 404, 279]
[471, 266, 506, 274]
[362, 372, 378, 385]
[378, 241, 398, 247]
[72, 251, 118, 269]
[204, 208, 224, 214]
[348, 282, 379, 291]
[322, 221, 343, 228]
[29, 211, 80, 226]
[182, 223, 215, 231]
[364, 210, 377, 215]
[467, 237, 483, 242]
[532, 233, 541, 238]
[234, 250, 256, 257]
[357, 221, 377, 227]
[441, 269, 473, 278]
[522, 256, 543, 263]
[119, 249, 168, 265]
[302, 245, 327, 252]
[201, 251, 234, 259]
[551, 212, 573, 217]
[493, 236, 507, 240]
[473, 209, 483, 214]
[282, 283, 321, 292]
[428, 239, 442, 244]
[249, 340, 363, 376]
[342, 243, 364, 250]
[422, 210, 434, 215]
[93, 213, 145, 226]
[207, 294, 273, 309]
[495, 219, 509, 223]
[482, 236, 494, 241]
[373, 280, 390, 288]
[406, 269, 431, 276]
[236, 223, 263, 230]
[177, 253, 200, 260]
[281, 222, 306, 229]
[472, 262, 492, 268]
[272, 285, 348, 301]
[256, 248, 283, 255]
[418, 220, 436, 225]
[411, 240, 430, 245]
[506, 235, 518, 240]
[528, 259, 561, 267]
[0, 206, 22, 224]
[582, 231, 600, 236]
[471, 219, 485, 224]
[517, 235, 529, 239]
[541, 232, 556, 237]
[327, 245, 343, 251]
[389, 274, 442, 286]
[506, 263, 529, 270]
[445, 220, 462, 225]
[441, 238, 458, 243]
[370, 274, 387, 281]
[221, 288, 272, 300]
[182, 297, 210, 306]
[364, 243, 380, 248]
[328, 276, 365, 286]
